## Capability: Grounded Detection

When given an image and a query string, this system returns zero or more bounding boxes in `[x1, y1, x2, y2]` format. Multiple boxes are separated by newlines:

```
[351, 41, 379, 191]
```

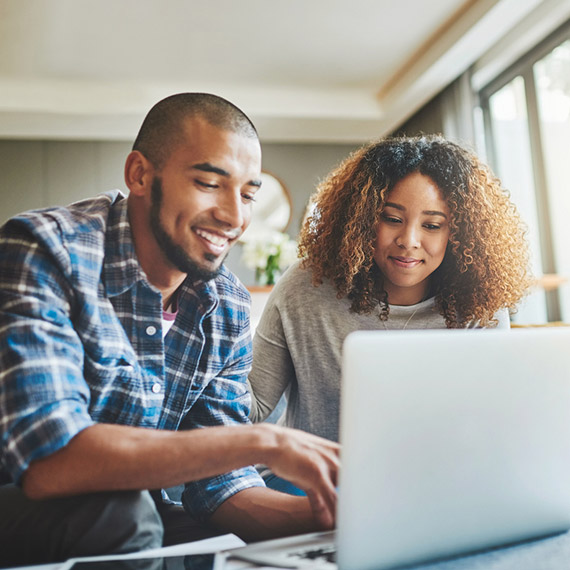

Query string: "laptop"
[226, 327, 570, 569]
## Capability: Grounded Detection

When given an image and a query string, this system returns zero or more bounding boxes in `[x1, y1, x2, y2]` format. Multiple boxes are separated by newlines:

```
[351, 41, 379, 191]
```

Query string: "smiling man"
[0, 93, 339, 565]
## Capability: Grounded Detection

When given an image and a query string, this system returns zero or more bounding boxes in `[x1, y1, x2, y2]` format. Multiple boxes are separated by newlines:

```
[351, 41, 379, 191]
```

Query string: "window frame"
[479, 19, 570, 322]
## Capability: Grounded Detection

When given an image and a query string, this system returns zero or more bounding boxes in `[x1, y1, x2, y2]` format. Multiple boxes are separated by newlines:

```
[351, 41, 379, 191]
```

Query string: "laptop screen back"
[337, 328, 570, 570]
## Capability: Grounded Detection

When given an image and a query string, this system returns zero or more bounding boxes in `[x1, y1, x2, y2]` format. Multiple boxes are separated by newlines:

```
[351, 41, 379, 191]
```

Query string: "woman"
[248, 135, 531, 491]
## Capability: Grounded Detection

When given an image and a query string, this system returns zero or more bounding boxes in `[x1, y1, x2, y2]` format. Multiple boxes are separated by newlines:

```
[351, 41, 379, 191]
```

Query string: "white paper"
[57, 533, 246, 569]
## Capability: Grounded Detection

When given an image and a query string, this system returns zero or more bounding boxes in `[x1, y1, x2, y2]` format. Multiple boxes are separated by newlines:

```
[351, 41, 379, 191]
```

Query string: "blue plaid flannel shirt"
[0, 190, 263, 520]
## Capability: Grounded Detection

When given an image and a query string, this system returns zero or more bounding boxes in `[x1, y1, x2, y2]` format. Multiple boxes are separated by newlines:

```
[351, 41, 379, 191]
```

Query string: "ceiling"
[0, 0, 564, 143]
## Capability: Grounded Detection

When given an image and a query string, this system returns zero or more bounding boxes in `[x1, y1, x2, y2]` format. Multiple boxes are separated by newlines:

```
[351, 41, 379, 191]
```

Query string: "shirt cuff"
[181, 465, 265, 523]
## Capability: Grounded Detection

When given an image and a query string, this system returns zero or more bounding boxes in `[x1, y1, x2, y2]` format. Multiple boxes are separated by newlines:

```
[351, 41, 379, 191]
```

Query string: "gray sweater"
[248, 261, 509, 442]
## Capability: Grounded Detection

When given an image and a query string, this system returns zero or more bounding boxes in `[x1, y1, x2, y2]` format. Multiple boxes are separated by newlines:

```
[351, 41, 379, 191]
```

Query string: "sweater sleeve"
[247, 285, 296, 423]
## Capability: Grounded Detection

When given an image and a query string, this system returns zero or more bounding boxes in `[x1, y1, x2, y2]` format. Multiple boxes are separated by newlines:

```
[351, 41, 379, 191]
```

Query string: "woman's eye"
[381, 213, 401, 224]
[424, 223, 441, 230]
[242, 193, 257, 203]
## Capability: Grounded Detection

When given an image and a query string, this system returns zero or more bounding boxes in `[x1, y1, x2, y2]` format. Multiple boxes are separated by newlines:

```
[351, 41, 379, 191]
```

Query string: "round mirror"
[240, 171, 292, 243]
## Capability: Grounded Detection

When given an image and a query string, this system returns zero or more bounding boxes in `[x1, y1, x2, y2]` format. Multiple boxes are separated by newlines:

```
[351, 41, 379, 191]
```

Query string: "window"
[480, 22, 570, 324]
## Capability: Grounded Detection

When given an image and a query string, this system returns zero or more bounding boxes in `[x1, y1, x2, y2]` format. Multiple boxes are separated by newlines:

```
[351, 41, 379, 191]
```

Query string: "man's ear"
[125, 151, 153, 196]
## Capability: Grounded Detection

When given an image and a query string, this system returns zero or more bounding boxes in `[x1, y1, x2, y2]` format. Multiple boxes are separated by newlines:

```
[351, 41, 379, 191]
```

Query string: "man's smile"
[194, 227, 240, 255]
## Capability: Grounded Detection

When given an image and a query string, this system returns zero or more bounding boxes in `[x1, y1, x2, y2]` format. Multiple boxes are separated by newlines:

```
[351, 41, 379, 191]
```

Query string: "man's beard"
[149, 177, 225, 282]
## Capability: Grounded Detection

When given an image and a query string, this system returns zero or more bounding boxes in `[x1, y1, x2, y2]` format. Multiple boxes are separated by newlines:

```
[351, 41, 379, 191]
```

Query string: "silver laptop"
[227, 328, 570, 569]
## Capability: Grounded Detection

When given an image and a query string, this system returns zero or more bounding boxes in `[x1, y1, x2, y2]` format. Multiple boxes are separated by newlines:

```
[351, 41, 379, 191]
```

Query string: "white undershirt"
[162, 304, 177, 338]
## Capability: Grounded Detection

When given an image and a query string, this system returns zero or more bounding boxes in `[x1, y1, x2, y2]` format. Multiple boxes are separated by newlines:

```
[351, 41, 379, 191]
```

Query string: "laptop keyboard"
[287, 545, 337, 565]
[225, 530, 338, 569]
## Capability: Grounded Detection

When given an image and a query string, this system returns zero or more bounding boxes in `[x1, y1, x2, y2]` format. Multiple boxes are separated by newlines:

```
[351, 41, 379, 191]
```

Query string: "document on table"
[56, 534, 246, 569]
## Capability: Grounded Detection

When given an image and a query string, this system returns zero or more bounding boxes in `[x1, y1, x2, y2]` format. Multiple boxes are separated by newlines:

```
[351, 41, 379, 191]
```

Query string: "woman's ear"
[124, 151, 153, 196]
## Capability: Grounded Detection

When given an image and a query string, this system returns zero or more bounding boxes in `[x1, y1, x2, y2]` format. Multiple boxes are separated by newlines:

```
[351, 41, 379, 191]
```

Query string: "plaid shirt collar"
[102, 195, 219, 314]
[103, 197, 153, 298]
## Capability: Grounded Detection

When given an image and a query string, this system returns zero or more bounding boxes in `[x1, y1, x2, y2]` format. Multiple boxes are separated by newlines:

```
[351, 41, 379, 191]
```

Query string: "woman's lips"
[389, 256, 423, 268]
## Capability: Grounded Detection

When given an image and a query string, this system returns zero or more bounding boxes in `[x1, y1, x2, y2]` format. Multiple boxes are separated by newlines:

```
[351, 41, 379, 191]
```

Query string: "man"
[0, 93, 339, 565]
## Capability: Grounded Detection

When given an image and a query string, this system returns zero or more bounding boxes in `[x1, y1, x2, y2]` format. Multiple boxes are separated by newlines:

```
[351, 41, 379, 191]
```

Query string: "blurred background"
[0, 0, 568, 324]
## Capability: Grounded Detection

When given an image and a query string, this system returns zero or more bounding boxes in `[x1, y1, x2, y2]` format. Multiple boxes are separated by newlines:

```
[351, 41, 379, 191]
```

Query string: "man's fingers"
[285, 448, 339, 528]
[264, 424, 340, 527]
[306, 486, 336, 529]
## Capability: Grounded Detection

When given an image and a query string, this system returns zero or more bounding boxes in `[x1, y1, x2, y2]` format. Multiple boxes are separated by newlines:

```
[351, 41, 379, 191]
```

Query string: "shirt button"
[151, 383, 161, 394]
[146, 325, 157, 336]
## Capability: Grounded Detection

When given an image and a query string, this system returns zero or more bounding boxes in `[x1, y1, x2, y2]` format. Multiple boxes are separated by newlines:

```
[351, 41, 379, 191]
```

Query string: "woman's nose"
[396, 225, 420, 249]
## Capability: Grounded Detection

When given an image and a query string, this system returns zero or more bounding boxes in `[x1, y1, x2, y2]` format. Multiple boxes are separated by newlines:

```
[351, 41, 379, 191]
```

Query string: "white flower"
[279, 239, 298, 268]
[241, 231, 298, 282]
[241, 240, 271, 269]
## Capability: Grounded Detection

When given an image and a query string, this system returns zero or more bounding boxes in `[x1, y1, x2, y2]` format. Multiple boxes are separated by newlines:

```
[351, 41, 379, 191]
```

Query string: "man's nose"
[214, 189, 245, 229]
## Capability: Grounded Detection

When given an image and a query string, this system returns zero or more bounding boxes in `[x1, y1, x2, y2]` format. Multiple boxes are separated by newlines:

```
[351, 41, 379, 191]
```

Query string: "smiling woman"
[373, 171, 451, 306]
[246, 134, 532, 493]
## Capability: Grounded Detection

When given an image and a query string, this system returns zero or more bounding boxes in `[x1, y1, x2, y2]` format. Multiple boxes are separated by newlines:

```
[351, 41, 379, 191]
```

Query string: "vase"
[255, 268, 281, 286]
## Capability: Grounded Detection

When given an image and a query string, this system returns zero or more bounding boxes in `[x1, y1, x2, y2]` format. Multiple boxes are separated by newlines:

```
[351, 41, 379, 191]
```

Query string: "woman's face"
[373, 171, 451, 306]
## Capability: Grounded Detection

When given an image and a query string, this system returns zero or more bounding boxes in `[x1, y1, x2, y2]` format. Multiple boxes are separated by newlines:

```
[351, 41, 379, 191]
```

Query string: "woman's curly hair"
[298, 135, 532, 327]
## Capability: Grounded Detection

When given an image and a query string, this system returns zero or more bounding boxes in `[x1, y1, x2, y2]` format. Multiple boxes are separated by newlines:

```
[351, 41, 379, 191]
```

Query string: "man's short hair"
[132, 92, 259, 169]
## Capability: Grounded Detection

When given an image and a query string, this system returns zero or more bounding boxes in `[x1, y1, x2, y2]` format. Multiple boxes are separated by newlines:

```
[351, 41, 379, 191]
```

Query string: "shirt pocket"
[83, 349, 160, 426]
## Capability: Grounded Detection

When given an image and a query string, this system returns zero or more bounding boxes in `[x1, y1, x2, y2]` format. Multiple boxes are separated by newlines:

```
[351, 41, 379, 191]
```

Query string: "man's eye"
[196, 180, 218, 189]
[242, 194, 257, 203]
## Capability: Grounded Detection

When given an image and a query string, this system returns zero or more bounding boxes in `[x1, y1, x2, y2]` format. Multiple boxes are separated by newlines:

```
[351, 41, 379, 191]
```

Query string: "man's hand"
[210, 425, 340, 540]
[260, 424, 340, 529]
